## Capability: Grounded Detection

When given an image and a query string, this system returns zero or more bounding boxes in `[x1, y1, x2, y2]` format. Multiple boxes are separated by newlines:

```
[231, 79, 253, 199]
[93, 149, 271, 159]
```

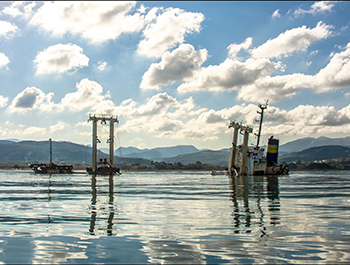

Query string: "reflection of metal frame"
[89, 175, 115, 236]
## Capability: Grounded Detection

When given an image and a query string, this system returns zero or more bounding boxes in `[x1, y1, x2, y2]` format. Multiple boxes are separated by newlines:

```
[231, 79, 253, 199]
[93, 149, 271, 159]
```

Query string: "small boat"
[211, 169, 228, 176]
[29, 138, 73, 174]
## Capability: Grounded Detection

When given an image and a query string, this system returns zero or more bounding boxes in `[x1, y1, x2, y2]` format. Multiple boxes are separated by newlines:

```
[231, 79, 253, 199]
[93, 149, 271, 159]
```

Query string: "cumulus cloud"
[237, 74, 314, 102]
[0, 52, 10, 69]
[22, 126, 46, 135]
[295, 1, 335, 17]
[60, 78, 108, 111]
[0, 20, 18, 39]
[49, 121, 66, 132]
[2, 1, 37, 19]
[177, 57, 278, 93]
[0, 95, 8, 108]
[251, 21, 332, 59]
[87, 91, 265, 142]
[137, 7, 204, 58]
[34, 43, 89, 75]
[227, 37, 253, 59]
[140, 44, 208, 90]
[29, 1, 145, 43]
[140, 21, 346, 103]
[7, 87, 56, 114]
[262, 104, 350, 136]
[313, 42, 350, 92]
[237, 41, 350, 102]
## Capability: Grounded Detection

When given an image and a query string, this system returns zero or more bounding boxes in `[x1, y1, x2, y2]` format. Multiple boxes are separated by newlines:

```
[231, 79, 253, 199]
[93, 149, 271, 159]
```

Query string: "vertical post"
[109, 121, 114, 166]
[228, 122, 240, 175]
[92, 117, 97, 173]
[49, 138, 52, 164]
[240, 126, 252, 175]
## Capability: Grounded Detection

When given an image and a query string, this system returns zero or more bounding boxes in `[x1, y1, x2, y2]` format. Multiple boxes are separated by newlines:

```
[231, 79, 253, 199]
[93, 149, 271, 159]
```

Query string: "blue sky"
[0, 1, 350, 150]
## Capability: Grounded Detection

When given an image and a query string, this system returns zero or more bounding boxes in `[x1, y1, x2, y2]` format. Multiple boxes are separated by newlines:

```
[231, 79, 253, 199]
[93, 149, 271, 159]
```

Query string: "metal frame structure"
[88, 114, 119, 174]
[228, 121, 253, 176]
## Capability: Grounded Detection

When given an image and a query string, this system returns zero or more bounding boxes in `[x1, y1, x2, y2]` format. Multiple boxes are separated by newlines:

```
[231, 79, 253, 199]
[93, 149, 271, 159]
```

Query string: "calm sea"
[0, 170, 349, 264]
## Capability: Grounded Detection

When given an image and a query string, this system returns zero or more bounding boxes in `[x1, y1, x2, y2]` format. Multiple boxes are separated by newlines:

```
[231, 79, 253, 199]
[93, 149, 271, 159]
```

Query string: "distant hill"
[0, 140, 150, 165]
[162, 149, 230, 166]
[2, 136, 350, 166]
[115, 145, 199, 160]
[280, 136, 350, 153]
[280, 145, 350, 163]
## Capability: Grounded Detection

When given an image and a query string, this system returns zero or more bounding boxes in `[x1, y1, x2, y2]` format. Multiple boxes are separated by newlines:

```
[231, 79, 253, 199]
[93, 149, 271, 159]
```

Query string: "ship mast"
[255, 100, 268, 149]
[49, 138, 53, 165]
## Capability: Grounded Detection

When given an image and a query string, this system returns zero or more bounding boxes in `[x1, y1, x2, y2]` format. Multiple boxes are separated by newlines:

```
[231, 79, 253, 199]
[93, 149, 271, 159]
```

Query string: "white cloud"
[0, 52, 10, 69]
[137, 7, 204, 58]
[313, 42, 350, 92]
[34, 43, 89, 75]
[237, 74, 314, 103]
[227, 37, 253, 59]
[2, 1, 25, 17]
[29, 1, 145, 43]
[271, 9, 281, 18]
[22, 126, 46, 135]
[2, 1, 37, 20]
[60, 78, 107, 111]
[97, 61, 108, 72]
[140, 44, 208, 90]
[251, 21, 332, 59]
[6, 87, 56, 114]
[49, 121, 66, 132]
[177, 57, 278, 93]
[262, 103, 350, 136]
[0, 95, 8, 108]
[145, 22, 341, 103]
[0, 20, 18, 39]
[237, 42, 350, 102]
[295, 1, 335, 17]
[88, 91, 265, 142]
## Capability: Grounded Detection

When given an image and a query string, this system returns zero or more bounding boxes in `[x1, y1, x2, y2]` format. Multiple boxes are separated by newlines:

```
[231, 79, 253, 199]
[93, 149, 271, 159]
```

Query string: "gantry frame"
[88, 114, 119, 174]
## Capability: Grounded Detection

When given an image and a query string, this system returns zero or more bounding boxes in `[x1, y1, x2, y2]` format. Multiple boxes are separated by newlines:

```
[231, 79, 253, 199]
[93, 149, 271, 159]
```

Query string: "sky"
[0, 1, 350, 151]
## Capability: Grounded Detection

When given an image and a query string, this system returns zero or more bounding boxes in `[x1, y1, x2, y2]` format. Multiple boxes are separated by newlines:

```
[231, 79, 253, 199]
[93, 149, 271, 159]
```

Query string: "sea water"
[0, 170, 349, 264]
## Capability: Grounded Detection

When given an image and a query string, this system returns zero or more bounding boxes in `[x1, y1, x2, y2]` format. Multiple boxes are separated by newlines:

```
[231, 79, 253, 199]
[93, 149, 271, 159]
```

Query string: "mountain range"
[1, 136, 350, 165]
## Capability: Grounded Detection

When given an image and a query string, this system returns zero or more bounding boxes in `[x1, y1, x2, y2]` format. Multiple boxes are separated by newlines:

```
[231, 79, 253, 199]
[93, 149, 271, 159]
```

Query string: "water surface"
[0, 170, 349, 264]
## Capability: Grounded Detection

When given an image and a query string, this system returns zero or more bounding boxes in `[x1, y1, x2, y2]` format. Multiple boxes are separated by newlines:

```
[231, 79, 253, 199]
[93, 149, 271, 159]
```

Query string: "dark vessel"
[29, 138, 73, 174]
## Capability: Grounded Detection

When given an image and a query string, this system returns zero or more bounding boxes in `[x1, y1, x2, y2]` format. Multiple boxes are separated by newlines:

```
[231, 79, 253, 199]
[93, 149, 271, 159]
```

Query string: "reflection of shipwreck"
[86, 114, 120, 175]
[29, 138, 73, 174]
[228, 102, 289, 176]
[229, 174, 281, 236]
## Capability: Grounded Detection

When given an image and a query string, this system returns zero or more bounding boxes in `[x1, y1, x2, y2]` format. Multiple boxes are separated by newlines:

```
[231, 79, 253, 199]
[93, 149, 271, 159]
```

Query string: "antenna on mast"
[255, 99, 268, 148]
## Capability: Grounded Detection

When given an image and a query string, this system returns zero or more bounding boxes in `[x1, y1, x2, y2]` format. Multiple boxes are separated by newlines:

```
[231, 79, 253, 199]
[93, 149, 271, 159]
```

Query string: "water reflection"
[89, 175, 115, 236]
[229, 175, 280, 236]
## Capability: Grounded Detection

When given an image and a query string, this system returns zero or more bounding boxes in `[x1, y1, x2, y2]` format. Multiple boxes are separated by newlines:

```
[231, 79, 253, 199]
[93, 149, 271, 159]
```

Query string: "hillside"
[279, 136, 350, 153]
[0, 140, 150, 165]
[115, 145, 199, 160]
[162, 149, 230, 166]
[280, 145, 350, 163]
[2, 136, 350, 167]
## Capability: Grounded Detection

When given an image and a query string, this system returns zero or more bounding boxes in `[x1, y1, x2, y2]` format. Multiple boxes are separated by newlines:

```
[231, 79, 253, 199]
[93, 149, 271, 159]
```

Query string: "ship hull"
[29, 163, 73, 174]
